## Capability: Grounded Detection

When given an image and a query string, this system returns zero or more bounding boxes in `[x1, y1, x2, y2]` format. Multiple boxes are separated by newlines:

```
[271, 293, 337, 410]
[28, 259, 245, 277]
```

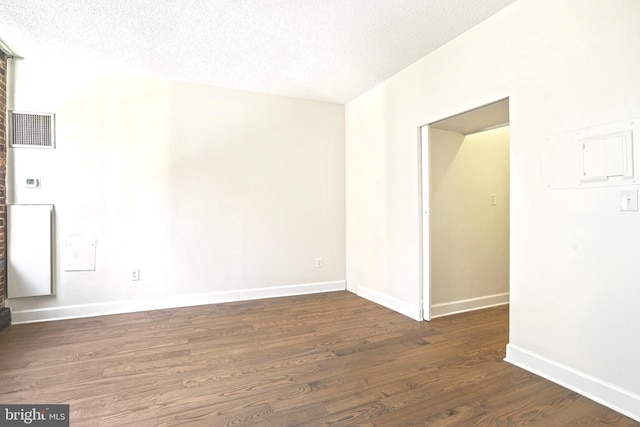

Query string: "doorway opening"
[420, 98, 510, 320]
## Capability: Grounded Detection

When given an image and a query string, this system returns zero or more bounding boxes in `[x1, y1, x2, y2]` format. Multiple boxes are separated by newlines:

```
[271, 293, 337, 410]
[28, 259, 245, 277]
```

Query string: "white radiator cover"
[7, 204, 53, 298]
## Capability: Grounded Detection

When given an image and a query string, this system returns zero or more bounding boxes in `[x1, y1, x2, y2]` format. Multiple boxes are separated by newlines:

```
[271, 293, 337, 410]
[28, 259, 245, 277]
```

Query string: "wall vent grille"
[9, 111, 55, 148]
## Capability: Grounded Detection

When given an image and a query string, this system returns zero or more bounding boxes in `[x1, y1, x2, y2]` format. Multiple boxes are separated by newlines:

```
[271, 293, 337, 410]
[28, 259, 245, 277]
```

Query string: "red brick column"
[0, 52, 9, 331]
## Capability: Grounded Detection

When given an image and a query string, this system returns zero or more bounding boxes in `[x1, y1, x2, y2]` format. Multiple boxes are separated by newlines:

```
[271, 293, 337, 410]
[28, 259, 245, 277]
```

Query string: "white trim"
[419, 125, 431, 321]
[430, 292, 509, 318]
[0, 37, 20, 59]
[356, 286, 422, 321]
[505, 344, 640, 423]
[9, 281, 346, 324]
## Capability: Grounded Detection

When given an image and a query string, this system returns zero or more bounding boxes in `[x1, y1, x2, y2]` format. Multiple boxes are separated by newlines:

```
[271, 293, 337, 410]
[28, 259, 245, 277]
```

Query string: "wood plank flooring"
[0, 291, 637, 426]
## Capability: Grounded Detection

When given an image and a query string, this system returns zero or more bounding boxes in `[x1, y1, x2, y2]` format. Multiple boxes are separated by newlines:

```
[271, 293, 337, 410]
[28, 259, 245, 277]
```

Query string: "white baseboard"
[355, 286, 422, 321]
[9, 280, 346, 324]
[505, 344, 640, 422]
[430, 292, 509, 318]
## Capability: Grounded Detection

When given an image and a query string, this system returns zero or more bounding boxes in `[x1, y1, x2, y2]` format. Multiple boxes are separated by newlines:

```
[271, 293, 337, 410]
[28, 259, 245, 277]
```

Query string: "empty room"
[1, 0, 639, 425]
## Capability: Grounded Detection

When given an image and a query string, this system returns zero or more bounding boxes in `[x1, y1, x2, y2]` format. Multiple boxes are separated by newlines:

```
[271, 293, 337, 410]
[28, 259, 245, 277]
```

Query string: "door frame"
[418, 98, 510, 321]
[418, 125, 431, 320]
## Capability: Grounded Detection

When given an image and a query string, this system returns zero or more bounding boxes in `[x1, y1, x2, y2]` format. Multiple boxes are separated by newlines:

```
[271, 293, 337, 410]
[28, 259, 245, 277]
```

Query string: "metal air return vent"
[9, 111, 55, 148]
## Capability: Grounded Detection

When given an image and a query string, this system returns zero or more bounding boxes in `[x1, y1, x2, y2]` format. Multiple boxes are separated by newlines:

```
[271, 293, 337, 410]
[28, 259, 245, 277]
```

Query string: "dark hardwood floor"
[0, 291, 637, 426]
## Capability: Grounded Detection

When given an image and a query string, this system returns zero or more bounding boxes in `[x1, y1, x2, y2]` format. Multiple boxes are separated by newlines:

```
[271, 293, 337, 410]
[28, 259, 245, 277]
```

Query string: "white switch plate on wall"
[620, 190, 638, 211]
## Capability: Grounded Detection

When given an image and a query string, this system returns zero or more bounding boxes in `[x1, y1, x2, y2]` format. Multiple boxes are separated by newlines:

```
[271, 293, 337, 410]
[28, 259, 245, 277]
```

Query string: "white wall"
[430, 127, 509, 315]
[346, 0, 640, 420]
[5, 33, 345, 322]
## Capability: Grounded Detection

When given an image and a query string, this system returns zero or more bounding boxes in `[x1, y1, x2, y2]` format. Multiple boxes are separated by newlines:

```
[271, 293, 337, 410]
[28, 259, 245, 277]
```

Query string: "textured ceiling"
[0, 0, 517, 103]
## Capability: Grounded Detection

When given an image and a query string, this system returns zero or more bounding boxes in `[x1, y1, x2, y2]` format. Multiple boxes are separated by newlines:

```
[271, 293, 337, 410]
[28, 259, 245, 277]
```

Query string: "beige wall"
[6, 66, 345, 321]
[430, 127, 509, 311]
[346, 0, 640, 418]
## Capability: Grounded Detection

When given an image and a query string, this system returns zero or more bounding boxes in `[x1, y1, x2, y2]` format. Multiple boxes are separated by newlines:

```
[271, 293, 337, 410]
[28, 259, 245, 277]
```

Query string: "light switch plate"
[620, 190, 638, 211]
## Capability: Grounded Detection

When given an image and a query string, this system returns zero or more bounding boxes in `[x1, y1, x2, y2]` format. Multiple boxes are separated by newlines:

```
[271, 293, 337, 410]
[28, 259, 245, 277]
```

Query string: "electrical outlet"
[315, 258, 323, 268]
[131, 269, 140, 281]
